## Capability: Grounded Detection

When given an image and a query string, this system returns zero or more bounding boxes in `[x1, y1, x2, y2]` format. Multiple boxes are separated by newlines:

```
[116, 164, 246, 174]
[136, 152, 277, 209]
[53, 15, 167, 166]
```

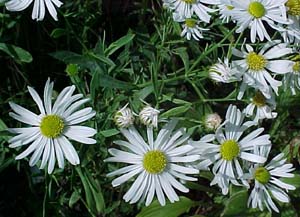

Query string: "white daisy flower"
[244, 91, 277, 122]
[8, 79, 96, 174]
[247, 152, 296, 212]
[203, 113, 222, 131]
[5, 0, 63, 21]
[230, 0, 290, 43]
[283, 56, 300, 94]
[232, 41, 294, 99]
[281, 0, 300, 43]
[139, 105, 160, 128]
[173, 13, 208, 40]
[190, 105, 271, 195]
[105, 120, 200, 206]
[217, 0, 235, 23]
[209, 58, 242, 83]
[164, 0, 219, 23]
[114, 104, 135, 128]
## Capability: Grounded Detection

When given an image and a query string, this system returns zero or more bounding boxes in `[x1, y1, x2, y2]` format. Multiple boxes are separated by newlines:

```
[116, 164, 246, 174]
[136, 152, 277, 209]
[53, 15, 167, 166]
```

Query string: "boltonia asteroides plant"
[105, 119, 200, 206]
[8, 79, 96, 174]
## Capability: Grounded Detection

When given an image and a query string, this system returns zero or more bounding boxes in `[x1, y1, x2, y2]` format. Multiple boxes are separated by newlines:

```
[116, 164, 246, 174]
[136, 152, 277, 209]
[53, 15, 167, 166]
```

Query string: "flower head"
[105, 120, 200, 206]
[190, 105, 271, 195]
[5, 0, 63, 21]
[232, 41, 293, 99]
[8, 79, 96, 174]
[204, 113, 222, 131]
[244, 91, 277, 122]
[230, 0, 290, 42]
[173, 14, 208, 41]
[217, 0, 235, 23]
[139, 105, 160, 128]
[283, 54, 300, 94]
[247, 152, 296, 212]
[114, 104, 135, 128]
[209, 58, 241, 83]
[163, 0, 219, 23]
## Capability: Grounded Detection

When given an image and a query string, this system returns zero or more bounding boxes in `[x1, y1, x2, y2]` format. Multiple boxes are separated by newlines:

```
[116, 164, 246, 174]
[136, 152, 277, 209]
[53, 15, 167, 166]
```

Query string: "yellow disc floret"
[220, 140, 240, 161]
[293, 61, 300, 73]
[143, 150, 167, 174]
[246, 52, 267, 71]
[185, 18, 197, 28]
[40, 115, 65, 138]
[286, 0, 300, 16]
[226, 5, 234, 10]
[181, 0, 196, 3]
[248, 2, 266, 18]
[254, 167, 271, 184]
[252, 91, 266, 107]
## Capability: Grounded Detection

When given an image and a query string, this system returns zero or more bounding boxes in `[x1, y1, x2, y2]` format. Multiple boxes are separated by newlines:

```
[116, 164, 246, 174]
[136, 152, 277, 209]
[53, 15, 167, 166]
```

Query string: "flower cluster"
[163, 0, 300, 43]
[190, 105, 296, 212]
[3, 0, 299, 215]
[209, 40, 299, 123]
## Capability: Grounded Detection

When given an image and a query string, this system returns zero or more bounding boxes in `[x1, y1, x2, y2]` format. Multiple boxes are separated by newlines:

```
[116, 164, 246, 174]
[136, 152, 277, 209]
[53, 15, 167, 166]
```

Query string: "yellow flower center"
[220, 140, 240, 161]
[254, 167, 270, 184]
[185, 18, 197, 28]
[181, 0, 196, 3]
[248, 1, 266, 18]
[293, 61, 300, 73]
[252, 91, 266, 107]
[286, 0, 300, 16]
[40, 115, 65, 138]
[143, 150, 167, 174]
[246, 52, 267, 71]
[226, 5, 234, 10]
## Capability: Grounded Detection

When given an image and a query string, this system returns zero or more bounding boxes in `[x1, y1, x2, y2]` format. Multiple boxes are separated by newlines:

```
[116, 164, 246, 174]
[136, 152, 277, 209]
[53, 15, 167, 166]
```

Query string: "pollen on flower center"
[185, 18, 197, 28]
[252, 91, 266, 107]
[220, 140, 240, 161]
[293, 61, 300, 73]
[226, 5, 234, 10]
[40, 115, 65, 138]
[246, 52, 267, 71]
[248, 2, 266, 18]
[254, 167, 270, 184]
[181, 0, 196, 4]
[286, 0, 300, 16]
[143, 150, 167, 174]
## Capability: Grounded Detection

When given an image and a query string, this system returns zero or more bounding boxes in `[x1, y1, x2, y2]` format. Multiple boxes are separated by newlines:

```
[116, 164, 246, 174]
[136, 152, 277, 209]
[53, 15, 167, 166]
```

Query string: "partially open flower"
[139, 105, 160, 128]
[204, 113, 222, 131]
[114, 104, 135, 128]
[209, 58, 241, 83]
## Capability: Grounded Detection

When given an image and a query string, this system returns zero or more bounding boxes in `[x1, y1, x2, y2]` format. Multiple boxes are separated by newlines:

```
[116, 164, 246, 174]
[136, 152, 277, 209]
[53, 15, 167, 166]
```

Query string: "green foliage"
[137, 197, 198, 217]
[0, 0, 300, 216]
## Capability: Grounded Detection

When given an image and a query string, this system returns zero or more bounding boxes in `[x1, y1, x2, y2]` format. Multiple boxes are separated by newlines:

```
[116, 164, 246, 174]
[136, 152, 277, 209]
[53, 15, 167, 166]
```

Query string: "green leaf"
[281, 174, 300, 188]
[76, 167, 97, 214]
[0, 43, 32, 63]
[221, 190, 248, 217]
[0, 119, 10, 141]
[105, 33, 135, 56]
[137, 197, 197, 217]
[173, 47, 189, 72]
[90, 70, 134, 100]
[99, 129, 119, 138]
[160, 104, 191, 118]
[85, 170, 105, 214]
[50, 28, 67, 39]
[50, 51, 96, 70]
[99, 73, 134, 90]
[69, 190, 81, 208]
